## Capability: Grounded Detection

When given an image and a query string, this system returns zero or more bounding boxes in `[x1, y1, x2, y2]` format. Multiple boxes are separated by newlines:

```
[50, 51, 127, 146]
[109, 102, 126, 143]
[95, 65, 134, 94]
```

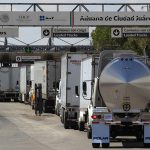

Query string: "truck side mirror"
[56, 81, 59, 89]
[29, 81, 32, 87]
[53, 81, 55, 89]
[82, 82, 87, 95]
[16, 80, 19, 85]
[75, 86, 79, 97]
[145, 45, 150, 58]
[53, 82, 56, 89]
[53, 81, 59, 89]
[27, 80, 29, 85]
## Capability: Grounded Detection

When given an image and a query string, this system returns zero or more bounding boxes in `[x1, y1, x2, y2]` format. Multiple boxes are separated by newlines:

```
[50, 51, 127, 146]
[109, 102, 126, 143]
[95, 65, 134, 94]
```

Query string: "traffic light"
[25, 46, 32, 53]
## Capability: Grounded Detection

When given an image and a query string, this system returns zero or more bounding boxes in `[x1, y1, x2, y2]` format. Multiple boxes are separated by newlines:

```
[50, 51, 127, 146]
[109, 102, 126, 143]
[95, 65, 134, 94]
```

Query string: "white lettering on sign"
[1, 12, 150, 26]
[42, 27, 89, 38]
[112, 27, 150, 38]
[22, 56, 41, 60]
[0, 12, 70, 26]
[16, 56, 41, 62]
[123, 27, 150, 34]
[0, 27, 18, 37]
[93, 137, 109, 141]
[73, 12, 150, 26]
[53, 27, 89, 33]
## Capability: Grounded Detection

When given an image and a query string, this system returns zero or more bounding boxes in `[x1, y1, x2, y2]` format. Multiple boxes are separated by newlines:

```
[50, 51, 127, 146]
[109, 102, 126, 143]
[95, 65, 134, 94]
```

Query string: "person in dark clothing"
[35, 84, 43, 116]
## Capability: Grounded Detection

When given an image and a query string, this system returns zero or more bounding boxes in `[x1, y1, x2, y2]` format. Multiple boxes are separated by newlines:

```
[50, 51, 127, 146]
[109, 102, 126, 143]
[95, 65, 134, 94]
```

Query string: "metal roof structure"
[0, 2, 149, 52]
[0, 2, 149, 12]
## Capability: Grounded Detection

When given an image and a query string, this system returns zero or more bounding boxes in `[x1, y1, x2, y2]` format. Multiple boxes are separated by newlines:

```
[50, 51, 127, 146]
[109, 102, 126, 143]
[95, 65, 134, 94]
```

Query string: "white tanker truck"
[82, 50, 150, 148]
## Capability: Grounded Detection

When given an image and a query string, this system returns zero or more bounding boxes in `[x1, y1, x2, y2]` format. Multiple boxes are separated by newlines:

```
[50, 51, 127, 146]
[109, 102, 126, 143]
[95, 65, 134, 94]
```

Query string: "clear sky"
[0, 0, 149, 3]
[0, 0, 149, 46]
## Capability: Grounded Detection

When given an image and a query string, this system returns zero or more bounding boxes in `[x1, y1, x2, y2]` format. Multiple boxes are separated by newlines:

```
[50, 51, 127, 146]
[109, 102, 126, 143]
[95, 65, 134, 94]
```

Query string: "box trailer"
[19, 65, 31, 103]
[34, 60, 60, 113]
[78, 55, 99, 132]
[60, 53, 90, 129]
[82, 50, 150, 148]
[29, 64, 35, 108]
[0, 64, 20, 101]
[55, 80, 61, 116]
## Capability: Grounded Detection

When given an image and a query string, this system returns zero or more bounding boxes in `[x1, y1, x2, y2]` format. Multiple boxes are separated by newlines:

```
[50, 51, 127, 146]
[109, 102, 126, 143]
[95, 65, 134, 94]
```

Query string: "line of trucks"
[0, 60, 60, 114]
[19, 61, 61, 113]
[0, 50, 150, 148]
[0, 63, 19, 102]
[55, 50, 150, 148]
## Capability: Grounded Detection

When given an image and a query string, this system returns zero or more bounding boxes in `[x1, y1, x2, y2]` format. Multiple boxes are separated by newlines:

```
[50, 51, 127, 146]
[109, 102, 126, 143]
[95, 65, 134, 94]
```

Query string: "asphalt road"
[0, 103, 148, 150]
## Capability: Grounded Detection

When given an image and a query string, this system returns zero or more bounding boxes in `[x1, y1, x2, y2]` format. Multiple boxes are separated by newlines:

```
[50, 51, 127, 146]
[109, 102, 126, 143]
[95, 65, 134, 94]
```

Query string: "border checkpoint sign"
[0, 11, 150, 26]
[111, 28, 122, 38]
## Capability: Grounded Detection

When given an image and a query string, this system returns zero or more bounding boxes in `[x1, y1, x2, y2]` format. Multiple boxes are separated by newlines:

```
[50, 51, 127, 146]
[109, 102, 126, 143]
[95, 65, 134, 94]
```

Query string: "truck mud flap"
[92, 123, 110, 147]
[144, 124, 150, 147]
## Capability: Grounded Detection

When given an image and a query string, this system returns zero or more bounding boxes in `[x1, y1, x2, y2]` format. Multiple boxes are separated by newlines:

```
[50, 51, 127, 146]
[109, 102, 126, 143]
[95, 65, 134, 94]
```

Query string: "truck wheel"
[144, 143, 150, 148]
[43, 101, 47, 113]
[64, 111, 69, 129]
[51, 110, 55, 114]
[64, 119, 69, 129]
[14, 99, 18, 102]
[60, 116, 64, 123]
[55, 109, 60, 116]
[55, 109, 58, 116]
[136, 136, 142, 142]
[72, 122, 78, 130]
[32, 105, 35, 110]
[43, 105, 46, 113]
[92, 143, 100, 148]
[57, 110, 60, 116]
[60, 109, 64, 123]
[102, 143, 109, 148]
[78, 122, 84, 131]
[87, 128, 92, 139]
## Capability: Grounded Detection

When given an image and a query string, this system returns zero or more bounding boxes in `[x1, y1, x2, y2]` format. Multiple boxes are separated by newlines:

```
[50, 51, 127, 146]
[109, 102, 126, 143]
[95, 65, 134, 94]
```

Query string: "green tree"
[123, 37, 150, 55]
[91, 26, 150, 56]
[25, 46, 32, 53]
[91, 26, 127, 51]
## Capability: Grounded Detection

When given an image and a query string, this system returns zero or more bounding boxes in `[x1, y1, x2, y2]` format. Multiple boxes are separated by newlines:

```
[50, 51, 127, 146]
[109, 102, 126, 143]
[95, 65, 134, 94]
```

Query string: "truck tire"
[55, 109, 58, 116]
[60, 109, 64, 123]
[102, 143, 109, 148]
[32, 105, 35, 110]
[60, 115, 64, 123]
[43, 105, 46, 113]
[55, 110, 57, 115]
[72, 122, 78, 130]
[92, 143, 100, 148]
[87, 128, 92, 139]
[55, 108, 60, 116]
[136, 135, 142, 142]
[43, 100, 48, 113]
[144, 143, 150, 148]
[64, 111, 69, 129]
[78, 121, 84, 131]
[14, 98, 18, 102]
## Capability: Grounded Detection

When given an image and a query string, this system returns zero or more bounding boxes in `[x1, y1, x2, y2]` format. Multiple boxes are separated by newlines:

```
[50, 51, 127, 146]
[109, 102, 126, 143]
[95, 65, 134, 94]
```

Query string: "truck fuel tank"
[99, 55, 150, 112]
